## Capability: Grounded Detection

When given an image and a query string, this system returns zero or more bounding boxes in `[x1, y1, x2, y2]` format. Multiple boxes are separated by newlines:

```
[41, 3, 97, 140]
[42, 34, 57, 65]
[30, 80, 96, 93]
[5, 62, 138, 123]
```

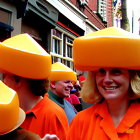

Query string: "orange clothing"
[20, 94, 69, 139]
[67, 100, 140, 140]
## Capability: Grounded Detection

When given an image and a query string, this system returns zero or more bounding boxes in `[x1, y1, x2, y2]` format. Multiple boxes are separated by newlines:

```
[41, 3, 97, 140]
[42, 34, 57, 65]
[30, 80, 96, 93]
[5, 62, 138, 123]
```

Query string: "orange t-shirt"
[20, 94, 69, 139]
[67, 100, 140, 140]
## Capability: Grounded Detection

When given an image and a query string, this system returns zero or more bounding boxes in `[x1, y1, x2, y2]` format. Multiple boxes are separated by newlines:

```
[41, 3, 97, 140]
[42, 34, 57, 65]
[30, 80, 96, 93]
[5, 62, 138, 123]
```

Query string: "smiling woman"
[66, 27, 140, 140]
[95, 68, 130, 103]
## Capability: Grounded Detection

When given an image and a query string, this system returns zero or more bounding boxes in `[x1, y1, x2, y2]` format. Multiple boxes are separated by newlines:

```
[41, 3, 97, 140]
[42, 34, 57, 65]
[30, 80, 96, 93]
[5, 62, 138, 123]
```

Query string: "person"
[72, 80, 81, 97]
[0, 80, 59, 140]
[48, 62, 77, 125]
[66, 27, 140, 140]
[65, 89, 82, 112]
[0, 33, 69, 140]
[0, 80, 41, 140]
[79, 75, 86, 88]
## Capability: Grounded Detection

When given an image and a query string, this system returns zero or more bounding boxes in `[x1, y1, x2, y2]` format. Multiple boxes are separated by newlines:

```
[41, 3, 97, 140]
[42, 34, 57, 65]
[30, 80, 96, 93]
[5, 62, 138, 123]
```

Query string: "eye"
[97, 68, 106, 74]
[98, 68, 105, 73]
[64, 80, 70, 83]
[112, 69, 122, 74]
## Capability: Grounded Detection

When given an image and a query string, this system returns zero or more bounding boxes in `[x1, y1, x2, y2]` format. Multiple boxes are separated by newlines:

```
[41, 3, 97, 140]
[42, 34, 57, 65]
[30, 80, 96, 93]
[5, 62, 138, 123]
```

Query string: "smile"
[103, 86, 118, 90]
[65, 89, 70, 92]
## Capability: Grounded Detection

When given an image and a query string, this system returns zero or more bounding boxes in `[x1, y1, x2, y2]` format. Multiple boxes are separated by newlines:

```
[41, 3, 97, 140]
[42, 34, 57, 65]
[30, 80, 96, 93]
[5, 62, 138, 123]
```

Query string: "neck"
[17, 87, 43, 112]
[51, 88, 63, 99]
[107, 97, 130, 128]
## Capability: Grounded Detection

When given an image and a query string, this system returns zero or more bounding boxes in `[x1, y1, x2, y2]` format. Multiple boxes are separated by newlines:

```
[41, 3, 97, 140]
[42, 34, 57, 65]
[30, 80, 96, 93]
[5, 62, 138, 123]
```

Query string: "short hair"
[27, 78, 50, 97]
[80, 70, 140, 103]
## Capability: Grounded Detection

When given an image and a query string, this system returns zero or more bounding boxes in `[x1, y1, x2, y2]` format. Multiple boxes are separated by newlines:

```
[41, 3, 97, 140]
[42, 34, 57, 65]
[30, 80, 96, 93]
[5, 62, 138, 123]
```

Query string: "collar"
[48, 90, 64, 108]
[25, 94, 49, 118]
[116, 101, 140, 133]
[94, 100, 140, 139]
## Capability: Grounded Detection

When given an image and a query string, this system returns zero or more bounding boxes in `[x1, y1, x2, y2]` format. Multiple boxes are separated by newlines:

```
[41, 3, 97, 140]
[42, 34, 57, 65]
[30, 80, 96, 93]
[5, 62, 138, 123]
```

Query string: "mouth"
[102, 86, 119, 90]
[65, 89, 71, 93]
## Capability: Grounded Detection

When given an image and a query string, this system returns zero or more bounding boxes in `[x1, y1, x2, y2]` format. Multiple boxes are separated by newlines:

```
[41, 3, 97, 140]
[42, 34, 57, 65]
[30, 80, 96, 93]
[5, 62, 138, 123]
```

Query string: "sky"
[127, 0, 140, 17]
[127, 0, 140, 34]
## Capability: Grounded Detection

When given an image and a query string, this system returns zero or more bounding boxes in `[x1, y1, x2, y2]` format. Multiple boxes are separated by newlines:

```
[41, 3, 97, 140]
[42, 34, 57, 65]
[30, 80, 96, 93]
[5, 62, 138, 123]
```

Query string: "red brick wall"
[68, 0, 113, 29]
[68, 0, 106, 29]
[84, 6, 106, 29]
[107, 0, 113, 27]
[87, 0, 98, 11]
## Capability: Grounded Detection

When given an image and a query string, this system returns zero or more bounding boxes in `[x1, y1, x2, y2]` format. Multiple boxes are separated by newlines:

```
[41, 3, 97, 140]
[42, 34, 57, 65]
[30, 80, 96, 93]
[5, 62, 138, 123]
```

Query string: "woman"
[66, 27, 140, 140]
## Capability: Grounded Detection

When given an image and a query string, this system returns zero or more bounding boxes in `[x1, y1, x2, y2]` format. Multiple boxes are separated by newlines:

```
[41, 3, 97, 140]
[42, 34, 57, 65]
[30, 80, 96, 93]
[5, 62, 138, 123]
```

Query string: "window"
[67, 45, 72, 58]
[0, 8, 11, 25]
[50, 29, 75, 70]
[98, 0, 107, 21]
[0, 8, 12, 42]
[52, 38, 60, 54]
[51, 56, 62, 63]
[66, 37, 73, 58]
[70, 61, 74, 70]
[52, 29, 62, 55]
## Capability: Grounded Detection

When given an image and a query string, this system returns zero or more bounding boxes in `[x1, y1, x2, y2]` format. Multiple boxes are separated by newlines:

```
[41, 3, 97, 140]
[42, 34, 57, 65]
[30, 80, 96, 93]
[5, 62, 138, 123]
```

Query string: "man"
[48, 62, 77, 125]
[0, 81, 41, 140]
[65, 89, 82, 112]
[0, 34, 68, 140]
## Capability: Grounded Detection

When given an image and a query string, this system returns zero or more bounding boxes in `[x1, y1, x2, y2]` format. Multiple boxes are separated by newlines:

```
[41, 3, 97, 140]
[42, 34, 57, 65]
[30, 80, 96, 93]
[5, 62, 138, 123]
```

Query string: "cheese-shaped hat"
[0, 81, 25, 135]
[73, 27, 140, 71]
[49, 62, 77, 82]
[0, 33, 51, 79]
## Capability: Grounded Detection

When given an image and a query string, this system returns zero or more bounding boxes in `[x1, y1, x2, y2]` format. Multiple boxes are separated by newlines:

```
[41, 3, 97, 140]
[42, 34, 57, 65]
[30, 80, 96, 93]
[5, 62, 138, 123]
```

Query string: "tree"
[121, 0, 130, 31]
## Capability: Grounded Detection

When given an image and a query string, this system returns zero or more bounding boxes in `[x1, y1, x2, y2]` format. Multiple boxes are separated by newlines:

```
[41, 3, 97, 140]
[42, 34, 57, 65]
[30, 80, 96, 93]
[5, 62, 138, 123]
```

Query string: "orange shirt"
[67, 100, 140, 140]
[20, 94, 69, 139]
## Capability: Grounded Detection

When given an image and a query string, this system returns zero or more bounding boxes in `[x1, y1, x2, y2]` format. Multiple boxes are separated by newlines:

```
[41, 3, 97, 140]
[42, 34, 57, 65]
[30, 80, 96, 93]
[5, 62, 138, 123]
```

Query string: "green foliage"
[121, 0, 130, 32]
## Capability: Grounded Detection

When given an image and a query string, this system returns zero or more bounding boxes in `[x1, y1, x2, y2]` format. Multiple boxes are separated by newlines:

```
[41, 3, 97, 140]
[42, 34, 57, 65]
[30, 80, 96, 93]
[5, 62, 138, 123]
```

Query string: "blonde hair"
[81, 70, 140, 103]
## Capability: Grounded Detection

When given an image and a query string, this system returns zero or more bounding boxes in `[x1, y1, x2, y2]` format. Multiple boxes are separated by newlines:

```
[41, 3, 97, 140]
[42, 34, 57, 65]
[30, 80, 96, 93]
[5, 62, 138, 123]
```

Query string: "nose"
[103, 71, 113, 84]
[68, 82, 73, 89]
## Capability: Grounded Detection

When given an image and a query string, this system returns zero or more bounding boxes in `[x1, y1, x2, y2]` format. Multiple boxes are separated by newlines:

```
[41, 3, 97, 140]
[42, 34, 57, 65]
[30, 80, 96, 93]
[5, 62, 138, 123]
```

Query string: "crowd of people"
[0, 26, 140, 140]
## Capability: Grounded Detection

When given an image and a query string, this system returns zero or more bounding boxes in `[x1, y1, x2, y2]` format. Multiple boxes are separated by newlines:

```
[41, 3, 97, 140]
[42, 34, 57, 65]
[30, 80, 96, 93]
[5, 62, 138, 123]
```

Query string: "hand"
[42, 134, 60, 140]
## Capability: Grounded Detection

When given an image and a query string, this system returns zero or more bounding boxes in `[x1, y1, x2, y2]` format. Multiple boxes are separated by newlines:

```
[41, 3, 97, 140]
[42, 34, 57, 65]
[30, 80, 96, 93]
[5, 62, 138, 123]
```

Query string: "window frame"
[50, 28, 76, 70]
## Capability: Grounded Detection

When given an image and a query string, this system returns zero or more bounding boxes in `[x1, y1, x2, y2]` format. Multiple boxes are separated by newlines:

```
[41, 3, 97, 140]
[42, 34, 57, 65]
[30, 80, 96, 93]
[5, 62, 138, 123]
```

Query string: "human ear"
[2, 74, 17, 90]
[13, 75, 22, 87]
[50, 81, 56, 89]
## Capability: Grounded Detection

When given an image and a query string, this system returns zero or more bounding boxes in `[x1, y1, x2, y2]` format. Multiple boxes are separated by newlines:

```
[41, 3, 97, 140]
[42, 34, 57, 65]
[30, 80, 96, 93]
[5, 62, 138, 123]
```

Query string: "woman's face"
[95, 68, 130, 101]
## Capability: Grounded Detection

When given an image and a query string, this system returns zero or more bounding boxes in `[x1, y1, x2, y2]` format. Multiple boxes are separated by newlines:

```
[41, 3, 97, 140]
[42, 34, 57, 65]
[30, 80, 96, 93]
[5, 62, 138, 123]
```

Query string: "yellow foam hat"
[49, 62, 77, 82]
[73, 27, 140, 71]
[0, 33, 51, 79]
[0, 81, 25, 135]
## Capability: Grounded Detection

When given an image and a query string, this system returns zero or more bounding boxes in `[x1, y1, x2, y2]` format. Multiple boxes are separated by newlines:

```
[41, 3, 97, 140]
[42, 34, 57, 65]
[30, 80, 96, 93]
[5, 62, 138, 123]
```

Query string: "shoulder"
[41, 94, 68, 119]
[43, 94, 64, 111]
[72, 103, 98, 122]
[68, 103, 98, 135]
[64, 99, 77, 112]
[64, 99, 73, 106]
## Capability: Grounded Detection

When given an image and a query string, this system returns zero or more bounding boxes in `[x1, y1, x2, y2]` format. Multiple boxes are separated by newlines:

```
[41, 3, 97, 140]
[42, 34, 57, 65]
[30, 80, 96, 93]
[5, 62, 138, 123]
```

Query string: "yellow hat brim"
[73, 27, 140, 71]
[0, 34, 51, 79]
[1, 108, 25, 135]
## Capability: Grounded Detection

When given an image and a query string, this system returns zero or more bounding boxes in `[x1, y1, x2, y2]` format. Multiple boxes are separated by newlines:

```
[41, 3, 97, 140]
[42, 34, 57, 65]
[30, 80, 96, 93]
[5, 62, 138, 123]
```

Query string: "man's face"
[55, 80, 73, 98]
